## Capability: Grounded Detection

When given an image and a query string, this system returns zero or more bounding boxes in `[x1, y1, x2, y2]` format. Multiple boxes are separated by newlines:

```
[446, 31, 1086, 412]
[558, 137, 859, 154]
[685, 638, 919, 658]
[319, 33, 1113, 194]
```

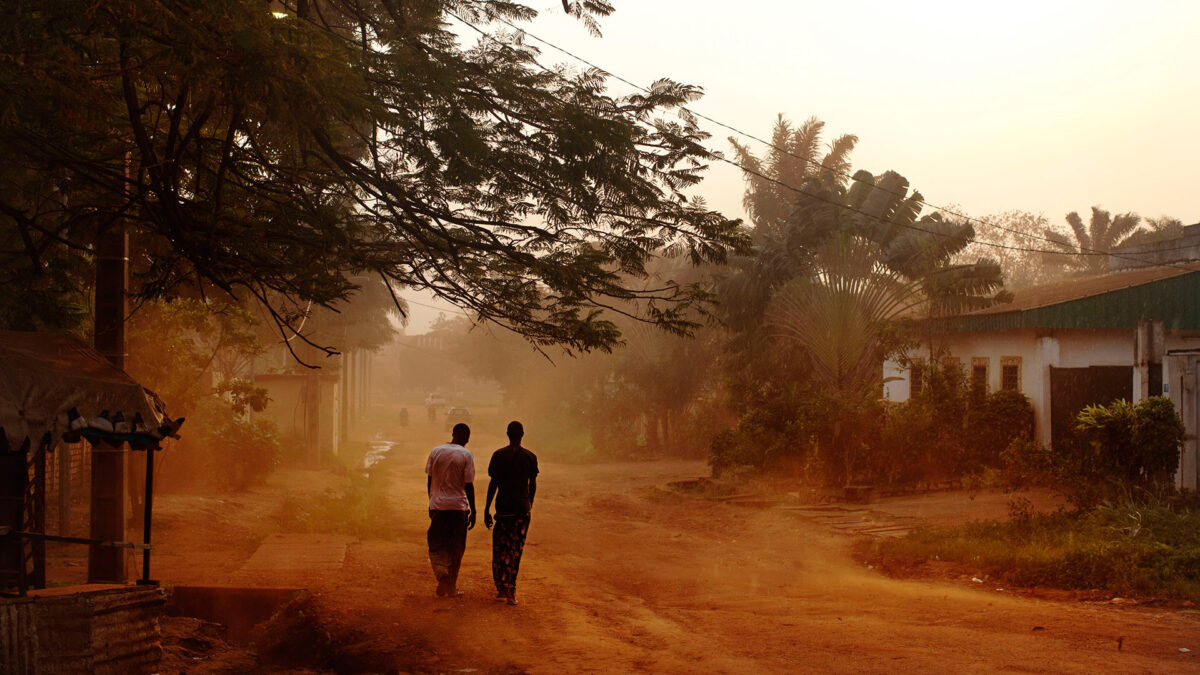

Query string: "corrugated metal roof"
[934, 266, 1200, 332]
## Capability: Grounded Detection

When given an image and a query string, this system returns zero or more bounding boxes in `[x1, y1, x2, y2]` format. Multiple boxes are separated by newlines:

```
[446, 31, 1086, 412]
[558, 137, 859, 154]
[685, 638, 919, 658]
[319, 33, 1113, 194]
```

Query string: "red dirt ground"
[144, 422, 1200, 673]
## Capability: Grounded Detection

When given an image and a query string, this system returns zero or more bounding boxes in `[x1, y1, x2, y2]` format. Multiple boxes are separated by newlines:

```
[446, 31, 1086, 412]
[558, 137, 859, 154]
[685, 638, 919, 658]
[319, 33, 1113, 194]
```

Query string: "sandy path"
[292, 426, 1200, 674]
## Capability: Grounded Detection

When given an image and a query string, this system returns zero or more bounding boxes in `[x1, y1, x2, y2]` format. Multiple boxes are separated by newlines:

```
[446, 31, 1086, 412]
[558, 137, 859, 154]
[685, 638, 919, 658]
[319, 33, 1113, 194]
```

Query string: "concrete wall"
[884, 324, 1200, 486]
[254, 373, 341, 464]
[886, 328, 1138, 446]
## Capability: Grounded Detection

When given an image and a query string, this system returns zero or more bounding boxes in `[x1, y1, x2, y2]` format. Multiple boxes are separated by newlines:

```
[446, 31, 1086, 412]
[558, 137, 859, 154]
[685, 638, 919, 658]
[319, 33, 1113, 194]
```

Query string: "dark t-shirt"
[488, 445, 539, 516]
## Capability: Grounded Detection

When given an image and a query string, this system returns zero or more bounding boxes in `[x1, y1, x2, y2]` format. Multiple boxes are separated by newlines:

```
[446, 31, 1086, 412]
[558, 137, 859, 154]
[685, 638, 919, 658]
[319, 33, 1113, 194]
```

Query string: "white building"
[883, 265, 1200, 490]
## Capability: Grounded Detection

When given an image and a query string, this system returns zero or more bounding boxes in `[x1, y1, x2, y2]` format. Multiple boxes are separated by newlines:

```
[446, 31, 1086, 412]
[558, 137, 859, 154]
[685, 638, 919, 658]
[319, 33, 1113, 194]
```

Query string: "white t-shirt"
[425, 443, 475, 511]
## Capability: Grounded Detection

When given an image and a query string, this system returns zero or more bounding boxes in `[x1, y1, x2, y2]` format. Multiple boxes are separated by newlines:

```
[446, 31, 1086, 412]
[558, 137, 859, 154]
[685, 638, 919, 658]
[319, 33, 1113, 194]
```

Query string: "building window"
[910, 360, 924, 396]
[1001, 356, 1021, 391]
[971, 357, 989, 396]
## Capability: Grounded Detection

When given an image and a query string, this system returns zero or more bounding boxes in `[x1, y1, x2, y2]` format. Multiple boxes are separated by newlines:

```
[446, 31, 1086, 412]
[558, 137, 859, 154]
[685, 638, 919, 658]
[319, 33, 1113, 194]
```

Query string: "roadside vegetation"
[272, 443, 398, 539]
[860, 397, 1197, 600]
[859, 499, 1200, 602]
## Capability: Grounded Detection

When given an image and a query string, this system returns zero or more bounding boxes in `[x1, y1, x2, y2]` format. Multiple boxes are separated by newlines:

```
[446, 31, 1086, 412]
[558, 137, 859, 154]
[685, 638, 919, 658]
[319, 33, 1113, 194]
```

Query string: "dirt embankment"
[148, 424, 1199, 674]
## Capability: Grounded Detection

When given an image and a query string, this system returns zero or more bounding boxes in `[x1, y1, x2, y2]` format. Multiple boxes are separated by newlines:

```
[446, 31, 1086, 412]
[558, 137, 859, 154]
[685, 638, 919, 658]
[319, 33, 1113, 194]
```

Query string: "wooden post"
[31, 435, 48, 588]
[90, 221, 128, 583]
[137, 445, 156, 586]
[57, 440, 70, 535]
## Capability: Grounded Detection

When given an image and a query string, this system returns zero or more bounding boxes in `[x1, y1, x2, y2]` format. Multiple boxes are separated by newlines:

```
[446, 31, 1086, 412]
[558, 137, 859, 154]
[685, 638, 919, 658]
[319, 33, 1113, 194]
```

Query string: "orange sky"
[517, 1, 1199, 226]
[405, 1, 1200, 332]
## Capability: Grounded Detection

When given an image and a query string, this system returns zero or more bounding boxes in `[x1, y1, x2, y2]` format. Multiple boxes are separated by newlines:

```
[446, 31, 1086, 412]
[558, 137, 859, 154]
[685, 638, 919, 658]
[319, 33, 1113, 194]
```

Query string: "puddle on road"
[362, 439, 396, 476]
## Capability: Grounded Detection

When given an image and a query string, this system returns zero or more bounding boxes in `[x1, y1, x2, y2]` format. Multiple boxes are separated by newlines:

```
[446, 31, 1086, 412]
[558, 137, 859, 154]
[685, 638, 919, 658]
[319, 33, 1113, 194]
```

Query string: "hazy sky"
[404, 0, 1200, 332]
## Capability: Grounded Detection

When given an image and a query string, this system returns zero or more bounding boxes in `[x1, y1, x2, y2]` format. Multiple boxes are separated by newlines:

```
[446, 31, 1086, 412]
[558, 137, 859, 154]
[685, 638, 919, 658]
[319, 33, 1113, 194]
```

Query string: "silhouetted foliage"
[0, 0, 744, 358]
[1003, 396, 1185, 508]
[1042, 206, 1144, 275]
[714, 115, 1007, 483]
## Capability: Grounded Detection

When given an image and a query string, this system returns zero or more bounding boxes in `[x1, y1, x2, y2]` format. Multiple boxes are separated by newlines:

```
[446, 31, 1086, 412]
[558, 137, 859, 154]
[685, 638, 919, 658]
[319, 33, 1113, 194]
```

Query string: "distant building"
[1110, 222, 1200, 272]
[883, 265, 1200, 490]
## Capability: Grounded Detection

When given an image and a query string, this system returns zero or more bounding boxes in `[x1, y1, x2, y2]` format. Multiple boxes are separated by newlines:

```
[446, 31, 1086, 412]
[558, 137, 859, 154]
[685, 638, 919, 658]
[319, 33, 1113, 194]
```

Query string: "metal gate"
[1048, 365, 1132, 455]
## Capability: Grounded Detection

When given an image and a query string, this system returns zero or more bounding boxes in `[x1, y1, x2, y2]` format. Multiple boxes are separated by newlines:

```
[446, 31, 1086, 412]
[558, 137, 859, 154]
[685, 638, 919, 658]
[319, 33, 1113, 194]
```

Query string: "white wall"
[885, 328, 1134, 445]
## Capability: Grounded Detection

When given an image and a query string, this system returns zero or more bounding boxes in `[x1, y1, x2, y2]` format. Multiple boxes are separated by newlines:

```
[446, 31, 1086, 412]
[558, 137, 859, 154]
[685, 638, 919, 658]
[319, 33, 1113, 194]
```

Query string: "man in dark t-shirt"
[483, 420, 538, 605]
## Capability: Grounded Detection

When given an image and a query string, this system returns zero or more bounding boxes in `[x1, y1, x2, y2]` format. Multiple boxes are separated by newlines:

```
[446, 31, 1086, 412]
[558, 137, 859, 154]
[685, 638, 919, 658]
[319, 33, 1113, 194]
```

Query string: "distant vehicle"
[445, 406, 472, 430]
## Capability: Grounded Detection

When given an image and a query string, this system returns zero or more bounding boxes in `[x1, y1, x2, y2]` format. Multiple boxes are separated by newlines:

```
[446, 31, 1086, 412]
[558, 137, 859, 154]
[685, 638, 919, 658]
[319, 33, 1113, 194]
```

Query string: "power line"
[402, 297, 471, 316]
[448, 11, 1200, 273]
[458, 12, 1200, 273]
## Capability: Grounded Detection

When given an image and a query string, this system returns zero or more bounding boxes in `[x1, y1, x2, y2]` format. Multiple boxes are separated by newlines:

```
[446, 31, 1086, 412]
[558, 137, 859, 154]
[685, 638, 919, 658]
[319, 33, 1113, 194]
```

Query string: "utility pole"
[90, 190, 129, 584]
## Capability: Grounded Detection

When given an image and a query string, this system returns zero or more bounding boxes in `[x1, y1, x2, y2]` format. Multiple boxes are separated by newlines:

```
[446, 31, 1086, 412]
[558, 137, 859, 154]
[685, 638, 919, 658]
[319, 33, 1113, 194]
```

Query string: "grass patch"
[273, 456, 398, 539]
[857, 500, 1200, 601]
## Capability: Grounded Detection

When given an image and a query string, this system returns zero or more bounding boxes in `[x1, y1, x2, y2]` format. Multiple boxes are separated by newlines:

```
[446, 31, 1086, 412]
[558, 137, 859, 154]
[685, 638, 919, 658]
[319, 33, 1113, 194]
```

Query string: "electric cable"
[444, 11, 1200, 273]
[459, 12, 1200, 271]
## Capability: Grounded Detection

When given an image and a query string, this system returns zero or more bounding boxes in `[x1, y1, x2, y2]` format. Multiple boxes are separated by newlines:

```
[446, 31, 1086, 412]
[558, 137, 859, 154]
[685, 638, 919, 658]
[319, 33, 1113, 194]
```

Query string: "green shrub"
[880, 400, 946, 484]
[965, 389, 1033, 468]
[710, 382, 808, 474]
[709, 384, 881, 485]
[1003, 397, 1184, 508]
[165, 397, 283, 492]
[877, 360, 971, 483]
[1070, 397, 1183, 505]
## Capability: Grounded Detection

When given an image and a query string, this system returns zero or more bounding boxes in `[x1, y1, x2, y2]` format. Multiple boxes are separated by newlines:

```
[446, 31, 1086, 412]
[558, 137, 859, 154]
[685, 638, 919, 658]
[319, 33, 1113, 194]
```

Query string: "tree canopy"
[0, 0, 744, 358]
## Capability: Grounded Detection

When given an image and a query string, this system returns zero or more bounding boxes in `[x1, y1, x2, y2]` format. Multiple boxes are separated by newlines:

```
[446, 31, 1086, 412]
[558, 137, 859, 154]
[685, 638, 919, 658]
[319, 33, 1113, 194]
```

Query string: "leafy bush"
[1003, 396, 1184, 508]
[165, 397, 283, 492]
[709, 383, 875, 484]
[710, 400, 810, 475]
[964, 389, 1034, 468]
[878, 360, 971, 483]
[879, 400, 946, 484]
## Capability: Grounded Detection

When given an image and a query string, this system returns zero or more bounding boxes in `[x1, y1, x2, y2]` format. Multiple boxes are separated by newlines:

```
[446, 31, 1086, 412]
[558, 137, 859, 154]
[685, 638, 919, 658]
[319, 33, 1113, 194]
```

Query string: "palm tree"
[730, 115, 857, 240]
[788, 168, 1009, 314]
[769, 235, 922, 484]
[722, 119, 1008, 366]
[1043, 206, 1144, 275]
[771, 235, 919, 399]
[720, 116, 856, 339]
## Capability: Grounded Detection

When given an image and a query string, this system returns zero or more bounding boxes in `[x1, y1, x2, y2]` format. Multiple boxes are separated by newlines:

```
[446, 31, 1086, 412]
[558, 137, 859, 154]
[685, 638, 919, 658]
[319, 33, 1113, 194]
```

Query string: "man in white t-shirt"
[425, 423, 477, 597]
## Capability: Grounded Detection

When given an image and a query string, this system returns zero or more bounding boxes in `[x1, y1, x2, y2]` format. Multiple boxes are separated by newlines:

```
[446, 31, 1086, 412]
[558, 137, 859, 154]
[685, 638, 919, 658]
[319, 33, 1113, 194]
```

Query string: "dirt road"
[147, 421, 1200, 673]
[242, 424, 1193, 674]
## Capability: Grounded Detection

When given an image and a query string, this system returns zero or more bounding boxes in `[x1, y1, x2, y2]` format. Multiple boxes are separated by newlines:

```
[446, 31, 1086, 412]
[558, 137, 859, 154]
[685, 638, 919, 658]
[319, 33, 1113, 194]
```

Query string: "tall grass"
[859, 500, 1200, 601]
[272, 452, 398, 539]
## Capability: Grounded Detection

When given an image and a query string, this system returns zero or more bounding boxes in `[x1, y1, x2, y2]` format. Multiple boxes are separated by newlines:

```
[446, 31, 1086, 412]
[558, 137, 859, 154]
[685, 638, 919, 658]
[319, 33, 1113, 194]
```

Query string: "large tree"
[0, 0, 744, 359]
[715, 116, 1007, 479]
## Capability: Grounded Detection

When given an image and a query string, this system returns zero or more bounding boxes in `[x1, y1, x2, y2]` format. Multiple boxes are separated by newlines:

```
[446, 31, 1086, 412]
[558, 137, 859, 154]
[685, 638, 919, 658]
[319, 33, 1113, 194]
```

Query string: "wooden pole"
[32, 436, 47, 588]
[57, 440, 70, 535]
[137, 445, 156, 585]
[89, 216, 128, 583]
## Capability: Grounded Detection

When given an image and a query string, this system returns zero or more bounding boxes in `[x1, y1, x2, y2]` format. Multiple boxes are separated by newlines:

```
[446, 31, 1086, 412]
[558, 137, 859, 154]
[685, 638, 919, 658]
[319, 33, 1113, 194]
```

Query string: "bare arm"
[466, 482, 476, 530]
[528, 476, 537, 509]
[484, 480, 497, 528]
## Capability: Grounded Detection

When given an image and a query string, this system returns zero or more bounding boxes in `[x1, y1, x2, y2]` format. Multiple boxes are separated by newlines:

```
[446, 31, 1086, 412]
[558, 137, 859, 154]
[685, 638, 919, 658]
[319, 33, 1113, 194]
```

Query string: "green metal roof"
[935, 268, 1200, 332]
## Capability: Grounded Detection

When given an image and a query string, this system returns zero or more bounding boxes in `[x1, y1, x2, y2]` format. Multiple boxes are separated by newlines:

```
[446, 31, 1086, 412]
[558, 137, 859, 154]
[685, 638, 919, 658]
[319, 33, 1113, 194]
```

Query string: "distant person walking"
[425, 423, 476, 597]
[483, 421, 538, 605]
